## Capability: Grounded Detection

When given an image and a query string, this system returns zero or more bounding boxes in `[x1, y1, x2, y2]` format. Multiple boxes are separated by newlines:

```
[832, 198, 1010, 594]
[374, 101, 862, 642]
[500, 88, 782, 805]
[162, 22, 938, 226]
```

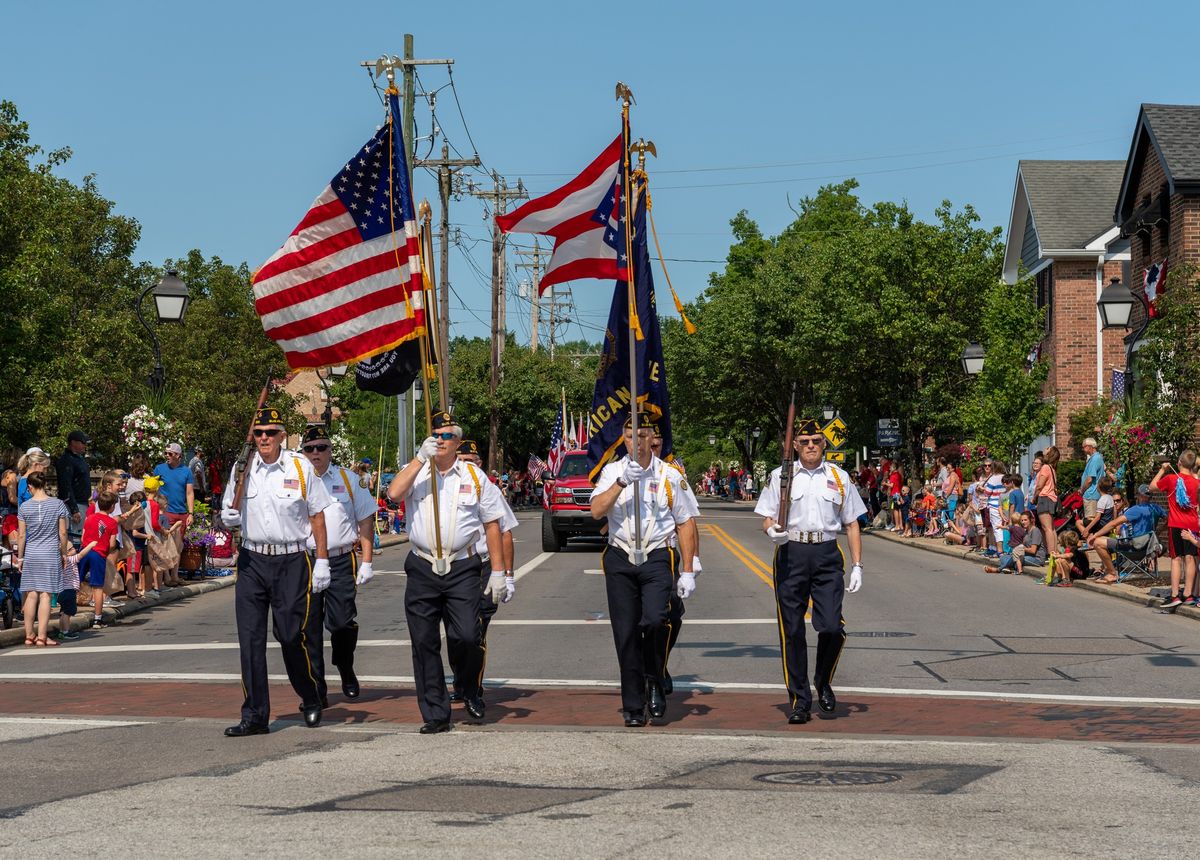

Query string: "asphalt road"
[1, 497, 1197, 857]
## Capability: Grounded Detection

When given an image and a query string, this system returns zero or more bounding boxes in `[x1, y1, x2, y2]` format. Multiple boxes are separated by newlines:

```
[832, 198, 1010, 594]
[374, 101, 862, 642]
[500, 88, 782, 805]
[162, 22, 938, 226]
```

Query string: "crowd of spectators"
[699, 465, 757, 500]
[0, 429, 230, 645]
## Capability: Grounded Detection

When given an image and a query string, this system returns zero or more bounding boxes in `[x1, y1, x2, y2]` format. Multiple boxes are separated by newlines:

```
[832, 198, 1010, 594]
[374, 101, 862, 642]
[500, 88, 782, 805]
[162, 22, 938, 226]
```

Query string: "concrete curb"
[0, 575, 237, 649]
[864, 528, 1200, 622]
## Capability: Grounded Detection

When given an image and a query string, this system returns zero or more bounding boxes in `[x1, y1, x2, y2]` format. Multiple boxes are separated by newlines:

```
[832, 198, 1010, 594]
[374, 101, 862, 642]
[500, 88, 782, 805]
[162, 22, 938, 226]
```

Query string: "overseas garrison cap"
[254, 406, 285, 427]
[458, 439, 481, 457]
[795, 418, 822, 436]
[430, 411, 462, 434]
[301, 425, 330, 445]
[623, 409, 657, 430]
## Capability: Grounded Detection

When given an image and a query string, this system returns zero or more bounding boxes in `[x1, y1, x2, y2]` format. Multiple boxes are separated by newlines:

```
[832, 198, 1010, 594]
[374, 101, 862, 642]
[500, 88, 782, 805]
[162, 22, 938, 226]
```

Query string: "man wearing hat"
[220, 406, 335, 737]
[387, 412, 508, 733]
[56, 430, 92, 546]
[755, 418, 866, 725]
[448, 439, 518, 705]
[650, 425, 702, 696]
[299, 425, 377, 699]
[590, 410, 699, 727]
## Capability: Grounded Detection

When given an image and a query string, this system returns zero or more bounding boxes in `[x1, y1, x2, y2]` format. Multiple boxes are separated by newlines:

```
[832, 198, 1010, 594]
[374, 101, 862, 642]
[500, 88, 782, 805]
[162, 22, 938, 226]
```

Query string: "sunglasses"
[252, 428, 282, 438]
[433, 432, 458, 441]
[1112, 496, 1124, 502]
[796, 436, 823, 446]
[120, 472, 131, 479]
[301, 444, 331, 454]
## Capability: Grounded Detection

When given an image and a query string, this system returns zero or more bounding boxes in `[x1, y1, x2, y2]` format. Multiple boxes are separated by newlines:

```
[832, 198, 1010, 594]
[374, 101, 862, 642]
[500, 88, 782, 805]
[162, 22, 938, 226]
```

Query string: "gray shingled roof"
[1020, 160, 1124, 250]
[1142, 104, 1200, 184]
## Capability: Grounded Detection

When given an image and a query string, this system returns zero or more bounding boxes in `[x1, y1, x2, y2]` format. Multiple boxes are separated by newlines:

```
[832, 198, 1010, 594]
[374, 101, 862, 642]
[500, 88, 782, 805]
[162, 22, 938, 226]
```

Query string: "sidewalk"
[0, 533, 412, 649]
[864, 528, 1200, 622]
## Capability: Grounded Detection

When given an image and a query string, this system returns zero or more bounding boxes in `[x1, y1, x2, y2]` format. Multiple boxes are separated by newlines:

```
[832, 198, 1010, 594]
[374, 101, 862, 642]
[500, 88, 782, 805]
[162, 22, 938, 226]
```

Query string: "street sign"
[822, 417, 848, 449]
[876, 418, 901, 448]
[824, 451, 846, 463]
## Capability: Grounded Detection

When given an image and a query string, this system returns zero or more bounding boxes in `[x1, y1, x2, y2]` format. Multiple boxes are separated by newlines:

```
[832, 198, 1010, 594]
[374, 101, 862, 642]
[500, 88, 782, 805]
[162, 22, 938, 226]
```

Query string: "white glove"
[692, 556, 703, 575]
[622, 459, 646, 486]
[355, 561, 374, 586]
[221, 507, 242, 528]
[502, 574, 516, 604]
[766, 524, 790, 545]
[677, 572, 696, 599]
[483, 571, 506, 603]
[847, 563, 863, 593]
[416, 436, 439, 464]
[311, 558, 331, 593]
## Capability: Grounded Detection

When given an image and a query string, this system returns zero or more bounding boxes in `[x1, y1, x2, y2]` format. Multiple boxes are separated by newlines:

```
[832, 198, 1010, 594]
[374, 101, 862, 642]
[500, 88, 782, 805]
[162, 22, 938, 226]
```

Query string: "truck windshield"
[556, 454, 591, 478]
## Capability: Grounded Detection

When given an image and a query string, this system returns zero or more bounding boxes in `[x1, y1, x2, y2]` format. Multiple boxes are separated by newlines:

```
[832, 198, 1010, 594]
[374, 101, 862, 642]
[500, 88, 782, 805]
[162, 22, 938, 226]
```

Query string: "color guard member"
[448, 439, 517, 704]
[651, 425, 701, 695]
[387, 412, 507, 734]
[300, 425, 377, 700]
[221, 407, 334, 737]
[590, 411, 698, 727]
[755, 418, 865, 725]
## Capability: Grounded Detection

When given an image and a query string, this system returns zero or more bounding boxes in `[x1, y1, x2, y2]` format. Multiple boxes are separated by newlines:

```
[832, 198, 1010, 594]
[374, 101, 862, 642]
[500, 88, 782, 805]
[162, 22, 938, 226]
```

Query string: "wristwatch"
[616, 478, 629, 489]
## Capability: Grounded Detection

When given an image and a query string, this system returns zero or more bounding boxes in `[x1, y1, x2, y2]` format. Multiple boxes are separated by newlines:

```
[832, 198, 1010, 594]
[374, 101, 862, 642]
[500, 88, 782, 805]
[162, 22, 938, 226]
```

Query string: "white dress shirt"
[404, 460, 505, 560]
[307, 463, 377, 553]
[755, 461, 866, 534]
[595, 455, 698, 553]
[474, 479, 518, 558]
[223, 450, 333, 545]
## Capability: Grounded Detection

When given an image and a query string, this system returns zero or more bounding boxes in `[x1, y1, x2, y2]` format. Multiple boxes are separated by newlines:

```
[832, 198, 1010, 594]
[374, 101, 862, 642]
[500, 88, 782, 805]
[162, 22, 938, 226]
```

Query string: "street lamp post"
[134, 269, 191, 396]
[960, 342, 986, 376]
[1097, 276, 1149, 416]
[317, 365, 348, 427]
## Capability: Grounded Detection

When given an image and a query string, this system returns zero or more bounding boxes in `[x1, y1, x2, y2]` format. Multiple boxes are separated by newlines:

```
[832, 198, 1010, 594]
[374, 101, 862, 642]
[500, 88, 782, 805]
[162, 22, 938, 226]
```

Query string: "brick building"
[1001, 160, 1130, 456]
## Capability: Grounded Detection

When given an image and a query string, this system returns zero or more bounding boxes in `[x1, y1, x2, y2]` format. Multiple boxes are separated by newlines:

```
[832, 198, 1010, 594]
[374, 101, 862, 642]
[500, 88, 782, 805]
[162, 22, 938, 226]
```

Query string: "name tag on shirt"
[283, 479, 299, 490]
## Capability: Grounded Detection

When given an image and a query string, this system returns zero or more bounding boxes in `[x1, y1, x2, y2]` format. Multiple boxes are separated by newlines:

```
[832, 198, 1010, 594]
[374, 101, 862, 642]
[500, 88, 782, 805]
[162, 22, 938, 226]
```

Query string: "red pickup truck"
[541, 449, 605, 551]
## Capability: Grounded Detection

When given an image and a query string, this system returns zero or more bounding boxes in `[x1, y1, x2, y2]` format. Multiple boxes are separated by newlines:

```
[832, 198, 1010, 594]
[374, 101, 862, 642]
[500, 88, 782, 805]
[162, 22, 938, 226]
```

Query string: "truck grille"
[572, 488, 594, 505]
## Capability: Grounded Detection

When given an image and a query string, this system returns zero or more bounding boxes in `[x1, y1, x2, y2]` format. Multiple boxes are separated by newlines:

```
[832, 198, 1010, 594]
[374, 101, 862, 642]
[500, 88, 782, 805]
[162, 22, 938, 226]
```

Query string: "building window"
[1035, 265, 1053, 333]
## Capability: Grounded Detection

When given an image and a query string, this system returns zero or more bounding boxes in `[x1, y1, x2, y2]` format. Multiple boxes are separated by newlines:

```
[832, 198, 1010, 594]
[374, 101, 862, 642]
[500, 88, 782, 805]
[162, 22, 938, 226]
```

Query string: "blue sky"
[5, 0, 1198, 344]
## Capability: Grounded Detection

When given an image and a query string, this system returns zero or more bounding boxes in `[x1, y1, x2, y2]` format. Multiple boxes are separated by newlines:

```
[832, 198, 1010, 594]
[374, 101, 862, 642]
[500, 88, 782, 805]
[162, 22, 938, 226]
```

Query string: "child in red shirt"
[80, 490, 119, 629]
[1151, 451, 1200, 608]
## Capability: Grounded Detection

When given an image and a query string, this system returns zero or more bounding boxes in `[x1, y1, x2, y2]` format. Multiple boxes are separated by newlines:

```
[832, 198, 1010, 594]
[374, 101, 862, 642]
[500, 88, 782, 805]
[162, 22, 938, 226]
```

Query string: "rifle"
[228, 375, 274, 515]
[777, 382, 798, 528]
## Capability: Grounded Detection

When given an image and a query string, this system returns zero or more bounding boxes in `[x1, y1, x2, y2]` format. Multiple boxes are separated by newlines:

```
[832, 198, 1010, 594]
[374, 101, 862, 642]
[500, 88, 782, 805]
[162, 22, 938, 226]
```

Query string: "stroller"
[1053, 490, 1085, 539]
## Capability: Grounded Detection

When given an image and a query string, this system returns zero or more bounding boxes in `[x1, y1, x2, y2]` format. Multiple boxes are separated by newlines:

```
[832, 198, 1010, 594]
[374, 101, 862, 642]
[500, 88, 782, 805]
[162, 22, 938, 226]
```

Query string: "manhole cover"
[846, 631, 914, 638]
[756, 770, 902, 787]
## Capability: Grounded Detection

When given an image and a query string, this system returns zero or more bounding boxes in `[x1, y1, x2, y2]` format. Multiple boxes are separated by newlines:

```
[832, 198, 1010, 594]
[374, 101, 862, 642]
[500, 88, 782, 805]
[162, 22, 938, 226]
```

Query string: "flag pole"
[387, 69, 445, 571]
[420, 199, 451, 410]
[616, 81, 644, 565]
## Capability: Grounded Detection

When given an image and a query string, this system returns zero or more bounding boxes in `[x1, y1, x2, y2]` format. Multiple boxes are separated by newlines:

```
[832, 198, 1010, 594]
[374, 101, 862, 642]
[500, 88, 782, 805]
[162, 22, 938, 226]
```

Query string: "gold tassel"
[646, 191, 696, 334]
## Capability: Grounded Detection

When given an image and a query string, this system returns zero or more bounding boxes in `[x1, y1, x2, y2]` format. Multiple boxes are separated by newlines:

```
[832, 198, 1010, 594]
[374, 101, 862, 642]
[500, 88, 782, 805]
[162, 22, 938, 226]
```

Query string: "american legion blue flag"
[586, 173, 674, 482]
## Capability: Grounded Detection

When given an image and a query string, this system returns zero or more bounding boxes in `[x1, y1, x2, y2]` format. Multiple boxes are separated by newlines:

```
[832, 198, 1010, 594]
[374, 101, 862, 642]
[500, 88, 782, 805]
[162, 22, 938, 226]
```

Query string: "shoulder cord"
[829, 466, 845, 504]
[466, 463, 483, 500]
[292, 458, 307, 500]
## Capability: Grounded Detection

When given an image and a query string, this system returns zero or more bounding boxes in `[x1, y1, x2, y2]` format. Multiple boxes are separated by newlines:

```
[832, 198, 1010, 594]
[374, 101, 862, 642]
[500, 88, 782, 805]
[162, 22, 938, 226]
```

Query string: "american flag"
[496, 135, 623, 292]
[527, 454, 547, 482]
[1112, 368, 1126, 401]
[1145, 260, 1167, 319]
[547, 406, 567, 475]
[252, 91, 424, 369]
[577, 413, 589, 448]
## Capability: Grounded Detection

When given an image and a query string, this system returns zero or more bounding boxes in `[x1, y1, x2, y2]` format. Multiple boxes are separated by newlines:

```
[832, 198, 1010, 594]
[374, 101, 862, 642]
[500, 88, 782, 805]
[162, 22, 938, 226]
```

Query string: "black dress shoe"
[816, 683, 836, 714]
[464, 695, 486, 720]
[224, 720, 270, 737]
[788, 708, 812, 725]
[624, 710, 647, 728]
[647, 679, 666, 719]
[340, 668, 360, 699]
[662, 671, 674, 696]
[448, 690, 464, 704]
[301, 704, 323, 728]
[419, 719, 452, 734]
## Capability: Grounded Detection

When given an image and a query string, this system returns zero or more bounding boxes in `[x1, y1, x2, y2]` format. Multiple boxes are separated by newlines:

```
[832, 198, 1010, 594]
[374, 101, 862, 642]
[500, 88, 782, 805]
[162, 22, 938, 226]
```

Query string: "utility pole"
[468, 172, 527, 470]
[514, 238, 546, 352]
[415, 144, 480, 370]
[544, 285, 576, 360]
[361, 38, 453, 180]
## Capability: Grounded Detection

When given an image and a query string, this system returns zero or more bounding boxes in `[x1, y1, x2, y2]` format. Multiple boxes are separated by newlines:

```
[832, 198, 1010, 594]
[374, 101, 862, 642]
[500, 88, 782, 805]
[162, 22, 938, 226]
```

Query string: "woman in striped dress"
[16, 472, 69, 646]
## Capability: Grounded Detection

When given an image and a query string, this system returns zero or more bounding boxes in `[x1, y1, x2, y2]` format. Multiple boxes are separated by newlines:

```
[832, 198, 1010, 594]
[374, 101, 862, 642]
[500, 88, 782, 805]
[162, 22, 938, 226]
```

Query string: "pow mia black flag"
[354, 339, 423, 396]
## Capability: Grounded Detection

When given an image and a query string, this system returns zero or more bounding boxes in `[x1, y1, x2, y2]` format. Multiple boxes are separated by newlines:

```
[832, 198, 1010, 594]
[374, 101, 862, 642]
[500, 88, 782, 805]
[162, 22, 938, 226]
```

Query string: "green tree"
[958, 278, 1054, 465]
[1138, 262, 1200, 456]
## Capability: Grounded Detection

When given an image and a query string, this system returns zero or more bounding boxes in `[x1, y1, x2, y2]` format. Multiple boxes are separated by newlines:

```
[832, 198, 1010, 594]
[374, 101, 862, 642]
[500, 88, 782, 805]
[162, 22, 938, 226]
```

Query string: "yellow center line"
[702, 523, 773, 588]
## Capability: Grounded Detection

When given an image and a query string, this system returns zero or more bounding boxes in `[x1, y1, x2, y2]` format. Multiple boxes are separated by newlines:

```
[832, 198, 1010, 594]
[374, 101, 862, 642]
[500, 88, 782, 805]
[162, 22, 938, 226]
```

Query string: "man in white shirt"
[590, 411, 698, 727]
[448, 439, 518, 705]
[221, 406, 334, 737]
[300, 425, 378, 701]
[756, 418, 866, 725]
[387, 412, 507, 734]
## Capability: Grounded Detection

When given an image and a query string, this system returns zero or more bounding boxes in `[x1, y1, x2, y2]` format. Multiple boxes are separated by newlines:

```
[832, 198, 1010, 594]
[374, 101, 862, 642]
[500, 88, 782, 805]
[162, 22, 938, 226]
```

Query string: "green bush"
[1056, 460, 1085, 493]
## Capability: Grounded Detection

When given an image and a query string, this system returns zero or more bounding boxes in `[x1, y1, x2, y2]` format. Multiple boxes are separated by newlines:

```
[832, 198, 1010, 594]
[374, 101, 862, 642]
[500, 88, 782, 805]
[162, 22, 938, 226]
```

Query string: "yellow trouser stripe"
[771, 544, 796, 709]
[300, 554, 318, 693]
